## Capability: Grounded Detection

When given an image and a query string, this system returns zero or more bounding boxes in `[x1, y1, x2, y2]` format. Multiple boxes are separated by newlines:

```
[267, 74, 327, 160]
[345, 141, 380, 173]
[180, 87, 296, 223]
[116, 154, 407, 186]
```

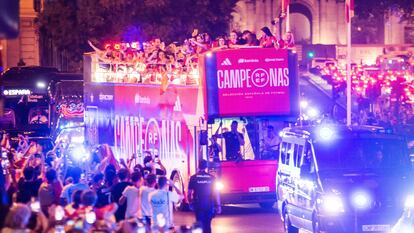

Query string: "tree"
[352, 0, 414, 44]
[38, 0, 238, 71]
[352, 15, 384, 44]
[355, 0, 414, 22]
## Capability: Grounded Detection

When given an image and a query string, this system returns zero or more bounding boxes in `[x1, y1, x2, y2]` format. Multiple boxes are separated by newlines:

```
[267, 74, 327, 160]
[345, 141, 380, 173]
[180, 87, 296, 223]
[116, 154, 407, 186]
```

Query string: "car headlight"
[318, 194, 345, 214]
[215, 181, 224, 191]
[405, 195, 414, 209]
[351, 191, 371, 210]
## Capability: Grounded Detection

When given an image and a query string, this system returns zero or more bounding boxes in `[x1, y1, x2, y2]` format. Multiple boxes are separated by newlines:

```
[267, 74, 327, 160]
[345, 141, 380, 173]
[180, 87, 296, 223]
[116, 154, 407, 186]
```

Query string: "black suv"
[277, 125, 413, 233]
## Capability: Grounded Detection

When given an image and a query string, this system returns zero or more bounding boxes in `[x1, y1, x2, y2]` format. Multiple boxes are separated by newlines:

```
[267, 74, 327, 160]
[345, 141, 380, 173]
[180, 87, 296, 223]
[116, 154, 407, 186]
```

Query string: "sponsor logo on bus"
[99, 94, 114, 101]
[265, 58, 285, 62]
[221, 58, 232, 66]
[134, 93, 151, 104]
[238, 58, 259, 64]
[173, 96, 182, 112]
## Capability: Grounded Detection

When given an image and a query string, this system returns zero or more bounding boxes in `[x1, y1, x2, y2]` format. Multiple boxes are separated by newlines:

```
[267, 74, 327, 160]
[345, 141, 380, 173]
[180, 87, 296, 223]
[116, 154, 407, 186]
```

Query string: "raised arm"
[88, 40, 103, 53]
[169, 179, 183, 198]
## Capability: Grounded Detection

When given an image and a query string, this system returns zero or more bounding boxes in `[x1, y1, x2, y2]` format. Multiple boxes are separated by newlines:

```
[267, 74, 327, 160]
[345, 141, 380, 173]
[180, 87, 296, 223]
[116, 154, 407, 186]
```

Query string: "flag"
[345, 0, 354, 23]
[281, 0, 290, 17]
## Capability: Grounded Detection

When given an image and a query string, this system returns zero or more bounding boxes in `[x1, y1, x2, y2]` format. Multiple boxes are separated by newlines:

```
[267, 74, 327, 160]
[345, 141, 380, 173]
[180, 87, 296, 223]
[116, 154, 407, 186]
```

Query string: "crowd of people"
[0, 132, 219, 233]
[88, 28, 295, 84]
[355, 105, 414, 129]
[316, 59, 414, 128]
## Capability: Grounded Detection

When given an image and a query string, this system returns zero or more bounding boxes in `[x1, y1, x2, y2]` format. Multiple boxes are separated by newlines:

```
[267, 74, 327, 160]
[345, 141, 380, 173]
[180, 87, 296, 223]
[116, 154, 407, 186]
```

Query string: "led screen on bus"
[200, 48, 299, 119]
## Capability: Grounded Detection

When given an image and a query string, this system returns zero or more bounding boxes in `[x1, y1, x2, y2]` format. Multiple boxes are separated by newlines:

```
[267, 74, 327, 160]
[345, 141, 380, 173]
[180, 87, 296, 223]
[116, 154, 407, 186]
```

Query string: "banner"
[84, 83, 199, 163]
[203, 48, 298, 118]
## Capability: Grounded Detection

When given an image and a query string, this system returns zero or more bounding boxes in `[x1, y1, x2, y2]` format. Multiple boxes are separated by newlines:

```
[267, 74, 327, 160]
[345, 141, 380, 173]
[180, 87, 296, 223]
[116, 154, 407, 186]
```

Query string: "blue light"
[352, 191, 371, 209]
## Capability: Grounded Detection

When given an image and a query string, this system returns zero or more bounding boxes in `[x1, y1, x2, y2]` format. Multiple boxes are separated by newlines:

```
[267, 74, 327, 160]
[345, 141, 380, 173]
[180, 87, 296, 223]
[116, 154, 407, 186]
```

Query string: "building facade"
[0, 0, 40, 72]
[231, 0, 413, 45]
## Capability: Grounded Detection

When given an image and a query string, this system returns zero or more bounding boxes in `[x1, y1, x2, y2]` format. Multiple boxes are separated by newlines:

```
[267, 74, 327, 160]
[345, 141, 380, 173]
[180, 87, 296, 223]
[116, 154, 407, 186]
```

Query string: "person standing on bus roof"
[259, 27, 277, 48]
[215, 120, 245, 161]
[188, 160, 221, 233]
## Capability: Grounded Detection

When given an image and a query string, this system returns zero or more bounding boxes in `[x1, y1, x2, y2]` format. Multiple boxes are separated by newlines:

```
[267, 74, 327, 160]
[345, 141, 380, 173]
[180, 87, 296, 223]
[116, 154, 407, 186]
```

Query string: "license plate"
[362, 224, 390, 232]
[248, 186, 269, 192]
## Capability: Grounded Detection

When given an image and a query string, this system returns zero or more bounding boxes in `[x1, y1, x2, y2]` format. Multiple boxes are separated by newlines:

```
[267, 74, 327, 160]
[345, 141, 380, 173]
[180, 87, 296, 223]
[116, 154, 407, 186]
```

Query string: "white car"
[311, 57, 337, 69]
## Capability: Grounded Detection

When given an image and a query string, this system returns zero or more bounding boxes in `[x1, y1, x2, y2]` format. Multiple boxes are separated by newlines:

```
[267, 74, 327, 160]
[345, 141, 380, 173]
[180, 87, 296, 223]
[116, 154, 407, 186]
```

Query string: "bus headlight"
[318, 194, 344, 214]
[215, 181, 224, 191]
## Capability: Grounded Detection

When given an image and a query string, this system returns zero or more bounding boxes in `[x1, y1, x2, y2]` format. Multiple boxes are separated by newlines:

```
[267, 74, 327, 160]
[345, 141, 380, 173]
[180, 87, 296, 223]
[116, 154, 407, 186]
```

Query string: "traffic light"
[307, 51, 315, 58]
[0, 0, 20, 39]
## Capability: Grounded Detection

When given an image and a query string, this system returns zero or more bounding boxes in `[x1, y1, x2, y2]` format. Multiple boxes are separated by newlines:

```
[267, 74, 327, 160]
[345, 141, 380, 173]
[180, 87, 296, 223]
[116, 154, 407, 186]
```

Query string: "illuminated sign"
[28, 95, 44, 102]
[3, 89, 31, 96]
[84, 83, 199, 161]
[202, 48, 299, 118]
[104, 42, 140, 50]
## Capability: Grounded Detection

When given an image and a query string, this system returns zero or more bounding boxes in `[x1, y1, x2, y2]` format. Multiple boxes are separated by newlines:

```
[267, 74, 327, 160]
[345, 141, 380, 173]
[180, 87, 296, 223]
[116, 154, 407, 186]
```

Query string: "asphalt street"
[174, 204, 286, 233]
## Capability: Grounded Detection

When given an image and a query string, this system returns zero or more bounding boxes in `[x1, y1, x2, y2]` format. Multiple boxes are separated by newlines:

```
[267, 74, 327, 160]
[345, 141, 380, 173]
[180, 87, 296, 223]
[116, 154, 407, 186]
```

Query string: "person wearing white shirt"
[261, 125, 281, 159]
[149, 176, 184, 231]
[140, 174, 157, 231]
[119, 171, 142, 219]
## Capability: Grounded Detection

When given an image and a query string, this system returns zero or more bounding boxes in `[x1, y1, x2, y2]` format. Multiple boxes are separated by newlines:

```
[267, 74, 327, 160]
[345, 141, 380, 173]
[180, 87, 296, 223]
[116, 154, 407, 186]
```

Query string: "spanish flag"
[345, 0, 354, 23]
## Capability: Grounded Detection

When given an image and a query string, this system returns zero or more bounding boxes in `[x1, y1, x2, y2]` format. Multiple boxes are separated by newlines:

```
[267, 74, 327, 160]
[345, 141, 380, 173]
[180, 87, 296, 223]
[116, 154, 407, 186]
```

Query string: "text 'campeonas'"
[114, 116, 183, 161]
[217, 68, 289, 89]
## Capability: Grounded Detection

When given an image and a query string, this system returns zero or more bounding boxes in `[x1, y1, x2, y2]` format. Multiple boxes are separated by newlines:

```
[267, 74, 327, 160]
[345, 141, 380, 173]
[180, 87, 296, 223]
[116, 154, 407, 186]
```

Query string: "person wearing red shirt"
[228, 31, 239, 48]
[259, 27, 277, 48]
[38, 168, 62, 216]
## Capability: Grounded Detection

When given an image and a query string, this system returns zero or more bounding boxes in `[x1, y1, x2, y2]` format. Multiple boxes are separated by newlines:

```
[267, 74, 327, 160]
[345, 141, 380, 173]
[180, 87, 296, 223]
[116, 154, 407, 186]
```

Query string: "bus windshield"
[314, 136, 409, 172]
[209, 119, 285, 162]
